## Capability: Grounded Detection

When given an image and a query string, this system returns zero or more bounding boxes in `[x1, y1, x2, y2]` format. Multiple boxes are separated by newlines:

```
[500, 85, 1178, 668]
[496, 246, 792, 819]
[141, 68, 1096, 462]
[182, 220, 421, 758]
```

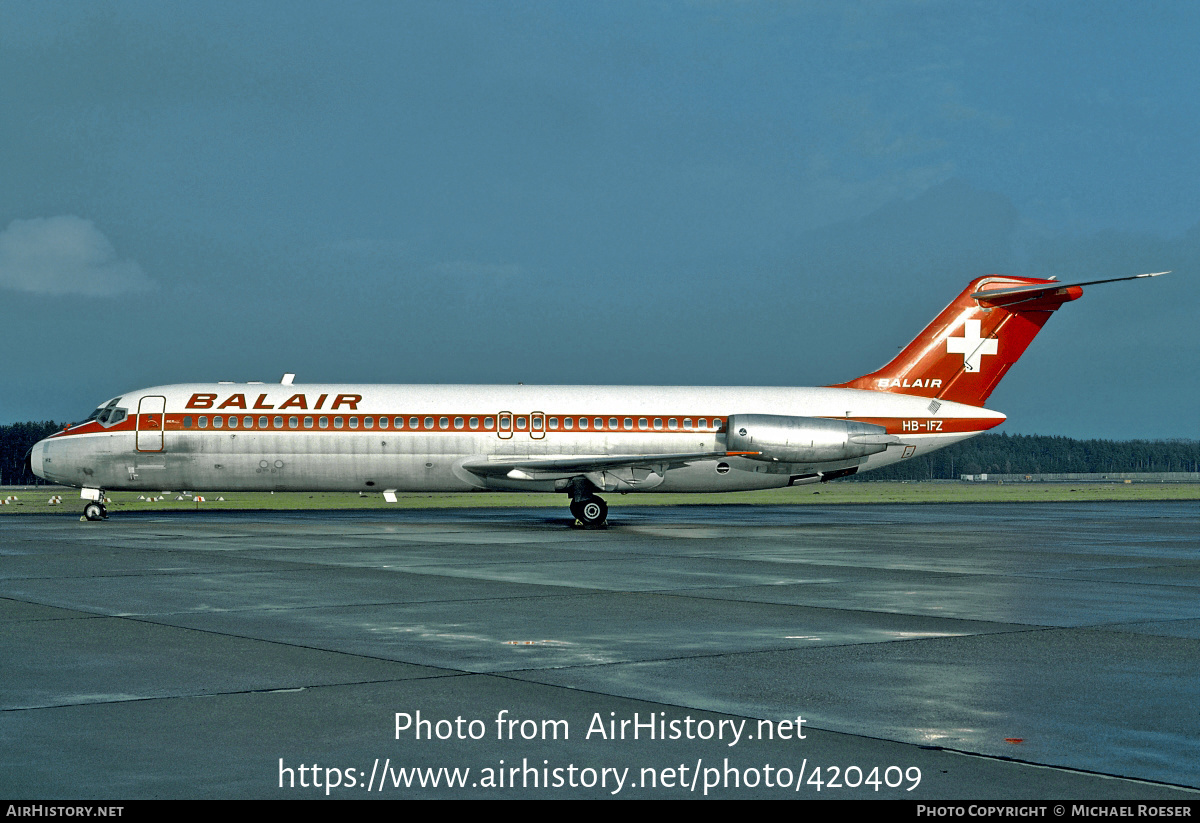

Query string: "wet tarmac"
[1, 502, 1198, 799]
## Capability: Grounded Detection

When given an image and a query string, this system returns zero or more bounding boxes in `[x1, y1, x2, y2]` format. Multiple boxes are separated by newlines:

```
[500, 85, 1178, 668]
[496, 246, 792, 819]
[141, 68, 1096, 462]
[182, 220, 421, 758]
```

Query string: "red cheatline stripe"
[50, 413, 999, 438]
[55, 413, 734, 436]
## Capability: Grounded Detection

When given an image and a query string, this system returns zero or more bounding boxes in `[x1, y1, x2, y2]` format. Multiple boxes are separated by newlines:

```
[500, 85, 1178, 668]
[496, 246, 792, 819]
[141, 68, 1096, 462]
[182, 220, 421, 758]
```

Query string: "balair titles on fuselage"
[185, 393, 363, 411]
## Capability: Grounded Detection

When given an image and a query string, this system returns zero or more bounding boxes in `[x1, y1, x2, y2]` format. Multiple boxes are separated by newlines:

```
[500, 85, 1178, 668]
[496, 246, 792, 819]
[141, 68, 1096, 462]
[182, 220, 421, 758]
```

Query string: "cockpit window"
[82, 397, 127, 428]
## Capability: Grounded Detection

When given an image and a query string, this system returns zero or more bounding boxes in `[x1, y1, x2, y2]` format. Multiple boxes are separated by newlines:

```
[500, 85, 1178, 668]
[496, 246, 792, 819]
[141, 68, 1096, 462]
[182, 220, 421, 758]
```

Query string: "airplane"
[29, 272, 1168, 527]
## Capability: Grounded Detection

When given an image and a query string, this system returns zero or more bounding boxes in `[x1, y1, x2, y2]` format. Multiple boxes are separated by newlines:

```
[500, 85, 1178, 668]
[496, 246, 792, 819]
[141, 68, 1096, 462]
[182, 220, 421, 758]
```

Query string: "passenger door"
[136, 396, 166, 452]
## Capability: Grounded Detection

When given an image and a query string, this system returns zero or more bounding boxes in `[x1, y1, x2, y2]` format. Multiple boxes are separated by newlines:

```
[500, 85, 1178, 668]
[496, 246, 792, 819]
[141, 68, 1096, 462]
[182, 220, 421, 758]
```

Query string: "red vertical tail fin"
[832, 275, 1085, 407]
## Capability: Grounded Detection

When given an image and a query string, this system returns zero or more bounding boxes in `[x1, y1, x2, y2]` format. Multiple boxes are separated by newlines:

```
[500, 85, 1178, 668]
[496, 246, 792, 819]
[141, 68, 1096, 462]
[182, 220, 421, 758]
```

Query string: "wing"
[460, 451, 758, 481]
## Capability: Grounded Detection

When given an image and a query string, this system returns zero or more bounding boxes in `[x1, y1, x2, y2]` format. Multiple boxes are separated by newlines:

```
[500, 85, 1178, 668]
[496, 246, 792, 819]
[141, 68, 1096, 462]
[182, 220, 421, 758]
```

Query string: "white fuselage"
[32, 382, 1004, 496]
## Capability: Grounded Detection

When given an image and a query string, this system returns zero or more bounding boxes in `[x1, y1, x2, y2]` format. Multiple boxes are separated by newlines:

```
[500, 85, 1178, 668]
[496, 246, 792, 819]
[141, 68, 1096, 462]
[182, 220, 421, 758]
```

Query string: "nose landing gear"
[81, 488, 108, 521]
[83, 501, 108, 521]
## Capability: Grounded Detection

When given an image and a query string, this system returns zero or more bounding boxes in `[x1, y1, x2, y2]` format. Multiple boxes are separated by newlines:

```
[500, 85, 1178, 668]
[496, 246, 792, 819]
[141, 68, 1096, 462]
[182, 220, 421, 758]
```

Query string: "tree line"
[1, 421, 64, 485]
[853, 432, 1200, 481]
[2, 422, 1197, 486]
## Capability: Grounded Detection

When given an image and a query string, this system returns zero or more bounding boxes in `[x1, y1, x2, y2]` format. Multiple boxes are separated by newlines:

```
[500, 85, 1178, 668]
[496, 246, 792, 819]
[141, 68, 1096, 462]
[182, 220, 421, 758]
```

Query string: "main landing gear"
[565, 479, 607, 529]
[569, 496, 608, 529]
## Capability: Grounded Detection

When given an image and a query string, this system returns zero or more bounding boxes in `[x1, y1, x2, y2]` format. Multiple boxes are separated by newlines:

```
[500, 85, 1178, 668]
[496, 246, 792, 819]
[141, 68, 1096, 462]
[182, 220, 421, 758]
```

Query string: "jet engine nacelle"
[726, 414, 898, 463]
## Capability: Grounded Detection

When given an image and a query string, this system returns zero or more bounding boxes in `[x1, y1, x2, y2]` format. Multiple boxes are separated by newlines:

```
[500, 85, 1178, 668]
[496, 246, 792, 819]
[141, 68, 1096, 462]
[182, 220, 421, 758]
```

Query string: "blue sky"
[1, 1, 1196, 439]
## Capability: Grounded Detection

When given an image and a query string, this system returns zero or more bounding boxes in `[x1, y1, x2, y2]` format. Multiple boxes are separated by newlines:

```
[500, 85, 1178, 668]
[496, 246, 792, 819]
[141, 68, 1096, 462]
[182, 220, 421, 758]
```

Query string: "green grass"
[3, 481, 1197, 515]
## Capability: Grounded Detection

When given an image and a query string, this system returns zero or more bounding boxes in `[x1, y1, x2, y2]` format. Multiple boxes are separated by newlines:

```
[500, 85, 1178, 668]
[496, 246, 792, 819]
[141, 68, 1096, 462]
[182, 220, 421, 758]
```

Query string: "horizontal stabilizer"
[972, 271, 1170, 307]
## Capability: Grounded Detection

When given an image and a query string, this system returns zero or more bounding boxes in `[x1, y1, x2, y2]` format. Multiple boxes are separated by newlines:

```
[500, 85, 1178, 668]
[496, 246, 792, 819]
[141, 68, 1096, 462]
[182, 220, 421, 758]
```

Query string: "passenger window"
[564, 417, 574, 430]
[439, 417, 448, 429]
[668, 418, 677, 430]
[350, 417, 359, 429]
[548, 417, 558, 430]
[653, 418, 663, 430]
[515, 416, 527, 430]
[199, 416, 208, 428]
[273, 416, 283, 428]
[454, 417, 464, 429]
[410, 417, 419, 429]
[698, 418, 708, 429]
[424, 417, 434, 429]
[319, 417, 328, 429]
[334, 417, 344, 429]
[365, 417, 374, 429]
[289, 416, 299, 428]
[303, 417, 313, 428]
[243, 416, 253, 428]
[607, 418, 616, 429]
[259, 416, 269, 428]
[623, 418, 633, 430]
[638, 418, 648, 429]
[683, 418, 692, 430]
[484, 417, 495, 429]
[394, 417, 404, 428]
[532, 417, 543, 430]
[214, 416, 224, 428]
[500, 415, 511, 431]
[469, 417, 479, 429]
[184, 416, 192, 428]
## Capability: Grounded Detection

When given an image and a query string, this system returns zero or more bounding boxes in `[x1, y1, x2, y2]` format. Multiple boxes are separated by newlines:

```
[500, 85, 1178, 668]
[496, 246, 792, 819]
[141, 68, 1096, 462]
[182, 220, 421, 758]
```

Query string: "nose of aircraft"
[28, 436, 55, 483]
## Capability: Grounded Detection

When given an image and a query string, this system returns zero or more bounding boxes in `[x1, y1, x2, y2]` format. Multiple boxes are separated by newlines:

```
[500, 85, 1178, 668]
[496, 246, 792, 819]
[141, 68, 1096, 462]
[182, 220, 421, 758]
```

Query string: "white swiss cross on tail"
[945, 318, 997, 372]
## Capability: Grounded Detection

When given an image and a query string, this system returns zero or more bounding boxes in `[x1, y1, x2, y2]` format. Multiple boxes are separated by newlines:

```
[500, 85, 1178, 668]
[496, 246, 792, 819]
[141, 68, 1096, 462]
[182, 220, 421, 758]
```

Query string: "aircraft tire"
[84, 502, 105, 522]
[574, 496, 607, 529]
